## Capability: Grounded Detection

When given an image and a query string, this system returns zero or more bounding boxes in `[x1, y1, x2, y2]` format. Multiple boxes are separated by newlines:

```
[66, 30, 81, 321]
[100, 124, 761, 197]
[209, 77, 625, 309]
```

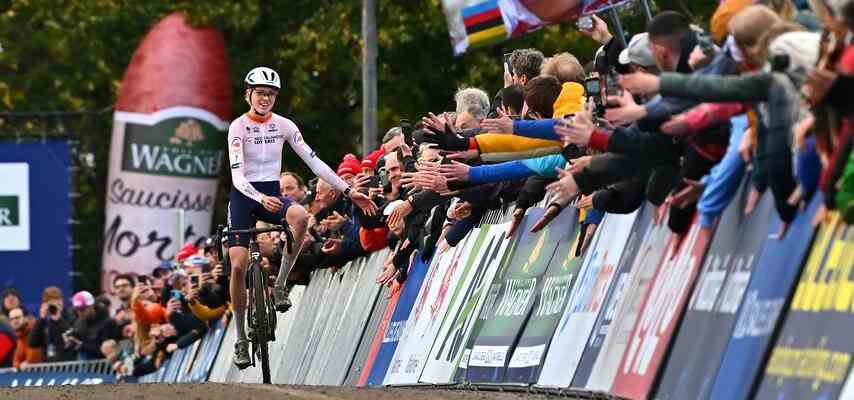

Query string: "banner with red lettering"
[610, 217, 712, 399]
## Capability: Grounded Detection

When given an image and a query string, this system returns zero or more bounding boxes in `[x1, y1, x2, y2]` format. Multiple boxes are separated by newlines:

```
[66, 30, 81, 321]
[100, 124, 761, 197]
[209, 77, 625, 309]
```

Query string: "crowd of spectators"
[2, 0, 853, 381]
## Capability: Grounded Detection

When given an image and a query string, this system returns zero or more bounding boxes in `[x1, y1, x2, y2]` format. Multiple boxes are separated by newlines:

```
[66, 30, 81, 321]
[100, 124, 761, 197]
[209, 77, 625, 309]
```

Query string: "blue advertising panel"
[363, 256, 434, 386]
[708, 195, 821, 400]
[0, 141, 72, 313]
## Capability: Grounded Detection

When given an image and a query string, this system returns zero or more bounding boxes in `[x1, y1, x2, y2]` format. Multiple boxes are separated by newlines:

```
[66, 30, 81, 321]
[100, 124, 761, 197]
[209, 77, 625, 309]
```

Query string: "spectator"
[8, 307, 41, 368]
[1, 287, 24, 317]
[67, 291, 121, 360]
[280, 171, 307, 203]
[111, 273, 134, 324]
[508, 48, 545, 86]
[454, 87, 490, 129]
[0, 315, 14, 368]
[28, 286, 74, 363]
[131, 283, 167, 352]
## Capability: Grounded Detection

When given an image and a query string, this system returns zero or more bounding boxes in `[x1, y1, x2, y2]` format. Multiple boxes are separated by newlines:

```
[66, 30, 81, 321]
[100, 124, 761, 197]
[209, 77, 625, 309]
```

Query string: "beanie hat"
[71, 291, 95, 309]
[175, 242, 198, 262]
[337, 153, 361, 176]
[361, 149, 384, 171]
[767, 31, 820, 87]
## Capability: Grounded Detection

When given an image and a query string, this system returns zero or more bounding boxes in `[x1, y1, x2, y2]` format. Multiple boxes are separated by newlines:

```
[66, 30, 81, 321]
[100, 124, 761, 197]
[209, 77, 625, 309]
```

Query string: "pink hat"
[361, 149, 384, 171]
[71, 291, 95, 309]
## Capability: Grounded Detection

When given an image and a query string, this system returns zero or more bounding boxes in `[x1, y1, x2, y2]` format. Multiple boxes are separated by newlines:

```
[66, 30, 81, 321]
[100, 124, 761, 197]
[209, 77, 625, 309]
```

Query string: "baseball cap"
[71, 291, 95, 309]
[619, 33, 656, 67]
[153, 259, 174, 278]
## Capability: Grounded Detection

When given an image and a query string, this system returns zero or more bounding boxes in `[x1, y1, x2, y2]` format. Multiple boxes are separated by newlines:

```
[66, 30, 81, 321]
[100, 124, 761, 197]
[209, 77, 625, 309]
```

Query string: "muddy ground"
[0, 383, 619, 400]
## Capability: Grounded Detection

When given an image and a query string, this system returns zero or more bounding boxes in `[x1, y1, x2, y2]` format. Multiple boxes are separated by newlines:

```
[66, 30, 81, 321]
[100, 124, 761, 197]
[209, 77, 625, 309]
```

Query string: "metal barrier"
[1, 359, 113, 375]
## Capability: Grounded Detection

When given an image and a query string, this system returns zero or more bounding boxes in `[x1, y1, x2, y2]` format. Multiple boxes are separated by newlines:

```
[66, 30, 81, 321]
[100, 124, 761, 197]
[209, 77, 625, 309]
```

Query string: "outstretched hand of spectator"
[439, 161, 471, 182]
[421, 113, 469, 151]
[321, 211, 348, 233]
[568, 155, 592, 175]
[166, 343, 178, 354]
[546, 167, 580, 202]
[605, 90, 647, 126]
[671, 179, 704, 209]
[387, 199, 414, 228]
[321, 238, 343, 255]
[661, 116, 689, 136]
[619, 72, 660, 96]
[506, 208, 526, 238]
[481, 108, 514, 134]
[555, 107, 594, 146]
[444, 149, 480, 161]
[349, 190, 378, 216]
[578, 14, 612, 44]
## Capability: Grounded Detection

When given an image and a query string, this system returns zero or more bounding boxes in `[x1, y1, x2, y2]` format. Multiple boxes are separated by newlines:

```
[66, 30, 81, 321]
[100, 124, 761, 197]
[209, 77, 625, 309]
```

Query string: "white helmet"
[244, 66, 281, 89]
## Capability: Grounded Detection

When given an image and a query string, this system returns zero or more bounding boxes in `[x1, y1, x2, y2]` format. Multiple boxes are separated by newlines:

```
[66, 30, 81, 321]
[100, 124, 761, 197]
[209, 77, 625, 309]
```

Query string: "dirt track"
[0, 383, 580, 400]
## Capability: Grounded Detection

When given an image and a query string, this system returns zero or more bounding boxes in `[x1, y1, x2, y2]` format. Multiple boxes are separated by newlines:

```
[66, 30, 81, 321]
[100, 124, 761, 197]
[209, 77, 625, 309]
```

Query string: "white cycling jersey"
[228, 112, 350, 204]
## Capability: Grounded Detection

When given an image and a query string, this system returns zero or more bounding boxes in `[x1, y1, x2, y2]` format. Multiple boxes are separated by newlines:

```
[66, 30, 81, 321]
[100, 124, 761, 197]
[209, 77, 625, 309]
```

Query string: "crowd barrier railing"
[4, 188, 854, 400]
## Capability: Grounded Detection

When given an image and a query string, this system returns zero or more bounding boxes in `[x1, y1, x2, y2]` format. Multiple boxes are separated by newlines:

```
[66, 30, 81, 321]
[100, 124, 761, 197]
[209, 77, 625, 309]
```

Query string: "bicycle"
[215, 224, 293, 384]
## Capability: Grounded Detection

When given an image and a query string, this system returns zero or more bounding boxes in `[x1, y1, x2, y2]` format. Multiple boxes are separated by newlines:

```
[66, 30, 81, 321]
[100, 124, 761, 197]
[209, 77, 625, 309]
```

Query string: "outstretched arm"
[228, 123, 264, 204]
[286, 128, 351, 193]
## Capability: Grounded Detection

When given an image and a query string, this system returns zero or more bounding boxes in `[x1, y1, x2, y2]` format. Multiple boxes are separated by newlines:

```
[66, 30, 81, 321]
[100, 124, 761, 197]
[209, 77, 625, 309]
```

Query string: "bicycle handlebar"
[224, 225, 289, 236]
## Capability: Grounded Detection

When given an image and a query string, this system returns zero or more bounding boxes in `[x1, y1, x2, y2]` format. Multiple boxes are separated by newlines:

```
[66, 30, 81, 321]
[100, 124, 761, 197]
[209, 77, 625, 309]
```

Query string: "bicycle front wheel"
[250, 262, 272, 383]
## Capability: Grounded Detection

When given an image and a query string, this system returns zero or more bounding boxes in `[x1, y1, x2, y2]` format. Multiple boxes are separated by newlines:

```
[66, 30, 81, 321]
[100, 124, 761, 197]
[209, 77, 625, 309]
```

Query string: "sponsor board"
[384, 232, 478, 385]
[570, 204, 653, 388]
[103, 107, 228, 290]
[753, 213, 854, 400]
[360, 246, 452, 386]
[611, 217, 713, 400]
[505, 209, 584, 383]
[420, 224, 511, 384]
[465, 208, 564, 382]
[536, 210, 639, 386]
[709, 195, 821, 400]
[0, 163, 29, 250]
[653, 188, 775, 399]
[583, 204, 671, 391]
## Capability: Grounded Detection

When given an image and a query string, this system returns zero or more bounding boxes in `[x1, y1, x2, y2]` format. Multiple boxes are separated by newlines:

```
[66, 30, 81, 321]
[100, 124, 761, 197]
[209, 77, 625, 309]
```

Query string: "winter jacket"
[0, 319, 15, 368]
[70, 306, 122, 360]
[13, 319, 42, 368]
[28, 316, 75, 362]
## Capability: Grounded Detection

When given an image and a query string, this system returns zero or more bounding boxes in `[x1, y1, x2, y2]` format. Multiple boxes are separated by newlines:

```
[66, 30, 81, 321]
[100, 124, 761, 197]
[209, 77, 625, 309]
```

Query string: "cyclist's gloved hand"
[422, 123, 469, 151]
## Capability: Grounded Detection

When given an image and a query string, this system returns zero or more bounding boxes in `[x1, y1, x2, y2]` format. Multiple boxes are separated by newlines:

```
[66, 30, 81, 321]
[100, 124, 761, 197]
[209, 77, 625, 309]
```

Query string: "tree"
[0, 0, 719, 293]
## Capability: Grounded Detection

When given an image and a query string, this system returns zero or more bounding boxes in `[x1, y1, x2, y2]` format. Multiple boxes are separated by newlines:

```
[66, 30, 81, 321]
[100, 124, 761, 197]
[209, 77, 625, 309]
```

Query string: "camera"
[47, 304, 59, 316]
[577, 15, 593, 31]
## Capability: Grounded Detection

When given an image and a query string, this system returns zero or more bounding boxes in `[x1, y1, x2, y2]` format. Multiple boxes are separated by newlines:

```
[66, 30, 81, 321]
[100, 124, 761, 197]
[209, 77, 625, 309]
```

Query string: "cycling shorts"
[227, 181, 293, 247]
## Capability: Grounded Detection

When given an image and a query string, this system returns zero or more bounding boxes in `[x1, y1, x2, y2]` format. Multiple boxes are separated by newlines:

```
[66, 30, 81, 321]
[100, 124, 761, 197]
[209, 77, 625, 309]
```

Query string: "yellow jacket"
[189, 300, 227, 322]
[475, 82, 586, 162]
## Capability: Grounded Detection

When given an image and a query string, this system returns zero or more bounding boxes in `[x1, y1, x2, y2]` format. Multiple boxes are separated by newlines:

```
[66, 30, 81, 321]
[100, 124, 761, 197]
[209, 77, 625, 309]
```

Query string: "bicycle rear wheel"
[250, 262, 272, 384]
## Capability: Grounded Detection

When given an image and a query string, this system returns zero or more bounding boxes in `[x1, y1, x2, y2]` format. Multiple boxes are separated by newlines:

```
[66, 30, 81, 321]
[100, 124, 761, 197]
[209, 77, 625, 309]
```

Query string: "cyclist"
[227, 66, 377, 368]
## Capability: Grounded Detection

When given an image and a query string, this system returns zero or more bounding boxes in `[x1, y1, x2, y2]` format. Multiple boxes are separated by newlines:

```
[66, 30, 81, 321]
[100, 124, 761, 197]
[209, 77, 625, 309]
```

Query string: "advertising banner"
[0, 142, 72, 312]
[709, 195, 821, 400]
[535, 210, 638, 386]
[102, 13, 231, 288]
[466, 208, 565, 383]
[0, 162, 29, 251]
[504, 209, 583, 383]
[570, 204, 652, 388]
[420, 224, 511, 384]
[440, 0, 631, 55]
[583, 205, 671, 391]
[611, 217, 713, 400]
[383, 232, 477, 385]
[654, 189, 775, 400]
[361, 249, 449, 386]
[346, 284, 392, 386]
[754, 213, 854, 400]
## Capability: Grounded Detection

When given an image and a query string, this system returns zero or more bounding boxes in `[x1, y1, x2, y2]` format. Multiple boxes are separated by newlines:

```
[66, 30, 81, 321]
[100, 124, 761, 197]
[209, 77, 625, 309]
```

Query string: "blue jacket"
[468, 154, 566, 184]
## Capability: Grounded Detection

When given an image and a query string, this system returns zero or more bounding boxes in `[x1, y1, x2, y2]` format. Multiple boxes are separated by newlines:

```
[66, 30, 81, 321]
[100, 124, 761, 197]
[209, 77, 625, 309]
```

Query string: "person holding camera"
[66, 291, 122, 360]
[28, 287, 75, 363]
